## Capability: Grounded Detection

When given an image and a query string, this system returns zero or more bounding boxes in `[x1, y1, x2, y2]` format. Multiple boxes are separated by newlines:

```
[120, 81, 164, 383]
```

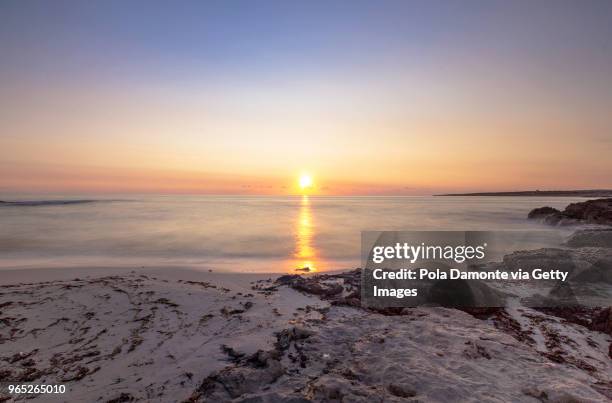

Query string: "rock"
[276, 275, 301, 285]
[566, 229, 612, 248]
[106, 393, 135, 403]
[189, 328, 312, 401]
[565, 198, 612, 224]
[591, 307, 612, 336]
[0, 369, 12, 381]
[502, 248, 577, 274]
[528, 206, 560, 219]
[571, 257, 612, 284]
[192, 352, 284, 400]
[503, 247, 612, 287]
[221, 345, 246, 362]
[275, 327, 314, 351]
[538, 306, 612, 338]
[427, 278, 507, 308]
[276, 274, 344, 298]
[247, 350, 281, 368]
[387, 383, 417, 398]
[528, 198, 612, 226]
[280, 269, 507, 311]
[235, 393, 310, 403]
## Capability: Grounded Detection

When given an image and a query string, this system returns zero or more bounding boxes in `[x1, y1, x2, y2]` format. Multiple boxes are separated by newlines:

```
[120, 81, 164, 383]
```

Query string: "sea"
[0, 195, 586, 273]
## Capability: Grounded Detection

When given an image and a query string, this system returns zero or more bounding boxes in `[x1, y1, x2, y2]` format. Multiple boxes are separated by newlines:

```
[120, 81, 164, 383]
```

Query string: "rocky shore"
[1, 199, 611, 402]
[528, 198, 612, 226]
[187, 197, 612, 402]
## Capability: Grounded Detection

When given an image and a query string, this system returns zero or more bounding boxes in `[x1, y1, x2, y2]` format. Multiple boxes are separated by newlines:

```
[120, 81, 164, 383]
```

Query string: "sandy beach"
[1, 262, 611, 402]
[0, 267, 325, 402]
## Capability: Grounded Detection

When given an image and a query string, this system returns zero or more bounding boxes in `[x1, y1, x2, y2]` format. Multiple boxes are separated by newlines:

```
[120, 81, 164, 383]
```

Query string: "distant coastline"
[436, 189, 612, 197]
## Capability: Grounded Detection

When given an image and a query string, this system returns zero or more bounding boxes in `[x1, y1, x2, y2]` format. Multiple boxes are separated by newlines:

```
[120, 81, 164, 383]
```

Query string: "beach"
[1, 264, 611, 402]
[0, 267, 325, 402]
[1, 198, 612, 402]
[3, 1, 612, 401]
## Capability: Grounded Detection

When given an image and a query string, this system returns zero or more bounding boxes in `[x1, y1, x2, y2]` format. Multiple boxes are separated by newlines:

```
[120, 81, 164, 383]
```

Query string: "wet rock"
[528, 198, 612, 226]
[527, 206, 560, 220]
[564, 198, 612, 224]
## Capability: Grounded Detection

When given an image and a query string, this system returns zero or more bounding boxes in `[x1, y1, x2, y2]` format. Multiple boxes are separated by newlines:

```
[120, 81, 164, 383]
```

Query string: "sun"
[299, 173, 313, 190]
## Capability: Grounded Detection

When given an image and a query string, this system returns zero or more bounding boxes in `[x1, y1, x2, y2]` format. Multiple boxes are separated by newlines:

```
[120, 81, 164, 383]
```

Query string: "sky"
[1, 0, 612, 195]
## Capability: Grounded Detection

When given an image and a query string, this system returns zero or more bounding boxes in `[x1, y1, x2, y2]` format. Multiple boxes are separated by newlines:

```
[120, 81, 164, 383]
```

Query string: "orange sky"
[1, 2, 611, 195]
[1, 79, 610, 195]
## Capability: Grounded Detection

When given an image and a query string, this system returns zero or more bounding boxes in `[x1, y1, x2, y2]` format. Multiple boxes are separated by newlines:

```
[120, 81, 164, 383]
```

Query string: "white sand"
[0, 267, 325, 402]
[1, 267, 611, 402]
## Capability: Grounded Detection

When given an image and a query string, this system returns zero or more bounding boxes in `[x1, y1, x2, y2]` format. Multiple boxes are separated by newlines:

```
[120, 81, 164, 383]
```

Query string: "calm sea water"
[0, 195, 585, 272]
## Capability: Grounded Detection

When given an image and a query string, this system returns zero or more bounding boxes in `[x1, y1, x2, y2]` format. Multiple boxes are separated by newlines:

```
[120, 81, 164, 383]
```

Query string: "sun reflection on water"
[291, 195, 319, 272]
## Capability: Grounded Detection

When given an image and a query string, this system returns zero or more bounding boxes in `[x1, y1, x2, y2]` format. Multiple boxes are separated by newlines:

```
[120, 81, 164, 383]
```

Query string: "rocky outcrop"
[278, 269, 507, 311]
[502, 247, 612, 284]
[503, 248, 578, 273]
[566, 229, 612, 248]
[564, 198, 612, 224]
[187, 306, 612, 402]
[187, 327, 311, 402]
[528, 198, 612, 226]
[527, 206, 560, 219]
[277, 271, 361, 306]
[276, 274, 345, 298]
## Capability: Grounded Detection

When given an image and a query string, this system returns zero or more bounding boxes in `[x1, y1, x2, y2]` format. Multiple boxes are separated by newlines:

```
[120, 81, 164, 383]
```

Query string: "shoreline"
[436, 190, 612, 197]
[0, 265, 283, 286]
[2, 199, 612, 402]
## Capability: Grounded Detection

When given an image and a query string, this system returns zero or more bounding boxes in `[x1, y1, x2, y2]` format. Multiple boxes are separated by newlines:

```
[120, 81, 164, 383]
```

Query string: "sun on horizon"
[299, 173, 313, 192]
